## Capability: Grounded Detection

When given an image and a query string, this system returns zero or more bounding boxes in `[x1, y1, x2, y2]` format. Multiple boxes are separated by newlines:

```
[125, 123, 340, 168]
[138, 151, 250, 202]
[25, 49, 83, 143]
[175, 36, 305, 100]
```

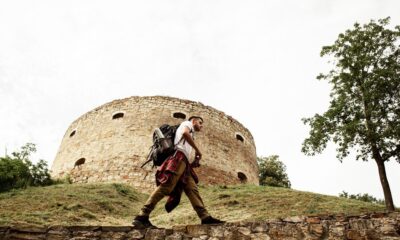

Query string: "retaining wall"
[1, 212, 399, 239]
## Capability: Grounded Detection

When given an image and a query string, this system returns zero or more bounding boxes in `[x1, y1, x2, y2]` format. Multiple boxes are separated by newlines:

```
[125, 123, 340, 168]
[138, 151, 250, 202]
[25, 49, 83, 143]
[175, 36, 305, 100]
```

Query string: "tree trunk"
[374, 157, 395, 211]
[355, 75, 395, 211]
[358, 84, 395, 211]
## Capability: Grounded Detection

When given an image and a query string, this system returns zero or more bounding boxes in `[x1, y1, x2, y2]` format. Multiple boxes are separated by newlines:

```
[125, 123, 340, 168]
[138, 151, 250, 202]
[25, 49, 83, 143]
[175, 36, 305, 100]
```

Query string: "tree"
[258, 155, 291, 188]
[302, 17, 400, 211]
[0, 155, 31, 191]
[0, 143, 52, 192]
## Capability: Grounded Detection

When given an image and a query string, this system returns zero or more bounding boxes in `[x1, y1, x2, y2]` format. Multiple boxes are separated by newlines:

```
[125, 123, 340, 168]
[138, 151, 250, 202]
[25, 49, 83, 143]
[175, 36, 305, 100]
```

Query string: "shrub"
[339, 191, 385, 205]
[0, 143, 52, 192]
[258, 155, 291, 188]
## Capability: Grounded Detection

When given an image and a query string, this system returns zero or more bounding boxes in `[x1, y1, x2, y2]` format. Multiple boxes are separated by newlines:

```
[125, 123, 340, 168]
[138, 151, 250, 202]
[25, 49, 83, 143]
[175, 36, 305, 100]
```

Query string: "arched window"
[238, 172, 247, 183]
[173, 112, 186, 119]
[112, 112, 124, 119]
[236, 133, 244, 143]
[69, 130, 76, 137]
[74, 158, 86, 167]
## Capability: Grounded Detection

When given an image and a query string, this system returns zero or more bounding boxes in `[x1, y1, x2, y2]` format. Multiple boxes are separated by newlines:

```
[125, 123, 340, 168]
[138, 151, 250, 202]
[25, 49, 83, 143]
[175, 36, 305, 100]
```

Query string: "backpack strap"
[175, 125, 194, 147]
[140, 146, 156, 168]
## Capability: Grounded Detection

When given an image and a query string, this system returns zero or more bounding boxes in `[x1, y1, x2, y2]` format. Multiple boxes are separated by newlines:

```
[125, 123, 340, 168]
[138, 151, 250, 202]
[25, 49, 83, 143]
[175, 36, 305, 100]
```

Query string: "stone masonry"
[1, 212, 399, 239]
[51, 96, 258, 193]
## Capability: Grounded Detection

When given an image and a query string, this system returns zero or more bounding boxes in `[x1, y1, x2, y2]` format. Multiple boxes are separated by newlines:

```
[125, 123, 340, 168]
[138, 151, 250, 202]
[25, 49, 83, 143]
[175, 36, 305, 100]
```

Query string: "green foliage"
[63, 174, 73, 184]
[257, 155, 291, 188]
[0, 156, 31, 191]
[339, 191, 385, 205]
[302, 17, 400, 211]
[0, 143, 52, 192]
[30, 159, 52, 186]
[302, 17, 400, 162]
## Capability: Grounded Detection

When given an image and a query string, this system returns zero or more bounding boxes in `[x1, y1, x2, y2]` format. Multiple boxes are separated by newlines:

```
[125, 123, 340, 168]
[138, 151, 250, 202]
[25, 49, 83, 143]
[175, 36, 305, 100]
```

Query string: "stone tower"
[51, 96, 258, 192]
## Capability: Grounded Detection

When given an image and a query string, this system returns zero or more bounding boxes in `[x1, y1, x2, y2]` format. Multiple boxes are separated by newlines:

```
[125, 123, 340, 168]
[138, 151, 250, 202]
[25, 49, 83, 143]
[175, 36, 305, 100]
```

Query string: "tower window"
[74, 158, 86, 167]
[112, 112, 124, 119]
[173, 112, 186, 119]
[236, 133, 244, 143]
[238, 172, 247, 183]
[69, 130, 76, 137]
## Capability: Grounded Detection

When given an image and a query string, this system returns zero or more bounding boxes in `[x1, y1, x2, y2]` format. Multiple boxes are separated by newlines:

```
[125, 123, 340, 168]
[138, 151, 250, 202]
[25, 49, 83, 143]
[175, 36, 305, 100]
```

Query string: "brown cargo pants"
[139, 159, 210, 220]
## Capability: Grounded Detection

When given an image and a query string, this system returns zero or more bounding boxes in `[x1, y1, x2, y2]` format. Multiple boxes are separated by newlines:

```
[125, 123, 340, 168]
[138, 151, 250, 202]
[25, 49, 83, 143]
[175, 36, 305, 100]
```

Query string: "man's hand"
[191, 158, 201, 168]
[195, 151, 202, 161]
[191, 152, 202, 168]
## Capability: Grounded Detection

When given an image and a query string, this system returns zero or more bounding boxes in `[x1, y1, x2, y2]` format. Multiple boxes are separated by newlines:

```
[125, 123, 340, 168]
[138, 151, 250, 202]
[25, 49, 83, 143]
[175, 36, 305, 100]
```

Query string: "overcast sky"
[1, 0, 399, 205]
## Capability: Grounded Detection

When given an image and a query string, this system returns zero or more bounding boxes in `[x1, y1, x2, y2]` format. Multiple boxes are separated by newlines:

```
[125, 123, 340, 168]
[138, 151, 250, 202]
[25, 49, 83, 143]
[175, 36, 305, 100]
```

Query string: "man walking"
[132, 116, 224, 228]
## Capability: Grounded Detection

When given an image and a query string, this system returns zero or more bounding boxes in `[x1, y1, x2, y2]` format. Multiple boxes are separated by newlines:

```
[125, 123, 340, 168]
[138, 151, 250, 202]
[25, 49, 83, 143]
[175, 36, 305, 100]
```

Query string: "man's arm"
[182, 126, 202, 161]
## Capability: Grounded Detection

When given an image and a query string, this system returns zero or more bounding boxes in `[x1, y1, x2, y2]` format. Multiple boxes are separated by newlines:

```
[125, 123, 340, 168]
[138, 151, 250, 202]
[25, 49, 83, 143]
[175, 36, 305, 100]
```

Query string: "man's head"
[189, 116, 204, 132]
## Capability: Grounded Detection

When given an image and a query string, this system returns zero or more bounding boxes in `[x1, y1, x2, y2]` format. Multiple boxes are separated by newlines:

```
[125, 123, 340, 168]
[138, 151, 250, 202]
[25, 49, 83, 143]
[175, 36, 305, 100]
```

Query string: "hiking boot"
[132, 215, 156, 228]
[201, 216, 225, 225]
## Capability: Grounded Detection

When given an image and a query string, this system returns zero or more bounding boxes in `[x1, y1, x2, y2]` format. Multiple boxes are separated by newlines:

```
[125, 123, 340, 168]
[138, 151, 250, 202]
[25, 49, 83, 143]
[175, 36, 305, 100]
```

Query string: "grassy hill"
[0, 183, 386, 228]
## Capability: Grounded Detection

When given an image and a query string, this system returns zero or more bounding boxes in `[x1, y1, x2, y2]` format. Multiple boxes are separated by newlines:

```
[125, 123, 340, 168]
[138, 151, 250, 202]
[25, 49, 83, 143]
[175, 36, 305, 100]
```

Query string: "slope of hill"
[0, 183, 386, 228]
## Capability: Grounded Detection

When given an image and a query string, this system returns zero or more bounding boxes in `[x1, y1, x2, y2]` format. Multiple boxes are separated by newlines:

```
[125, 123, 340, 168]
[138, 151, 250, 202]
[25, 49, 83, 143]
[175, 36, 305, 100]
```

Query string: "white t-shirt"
[174, 120, 195, 160]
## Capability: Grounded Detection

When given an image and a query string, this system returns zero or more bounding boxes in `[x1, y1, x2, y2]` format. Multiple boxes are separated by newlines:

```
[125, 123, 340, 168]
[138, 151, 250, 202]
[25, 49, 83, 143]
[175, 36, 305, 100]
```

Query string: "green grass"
[0, 183, 387, 228]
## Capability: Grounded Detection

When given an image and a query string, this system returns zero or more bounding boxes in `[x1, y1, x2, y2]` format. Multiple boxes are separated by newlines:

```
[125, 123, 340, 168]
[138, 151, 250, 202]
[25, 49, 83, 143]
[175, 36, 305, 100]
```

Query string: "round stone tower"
[51, 96, 258, 192]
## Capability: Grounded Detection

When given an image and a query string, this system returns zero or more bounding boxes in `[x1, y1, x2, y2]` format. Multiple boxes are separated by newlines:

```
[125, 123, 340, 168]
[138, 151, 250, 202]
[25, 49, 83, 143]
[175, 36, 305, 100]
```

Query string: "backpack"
[141, 124, 180, 168]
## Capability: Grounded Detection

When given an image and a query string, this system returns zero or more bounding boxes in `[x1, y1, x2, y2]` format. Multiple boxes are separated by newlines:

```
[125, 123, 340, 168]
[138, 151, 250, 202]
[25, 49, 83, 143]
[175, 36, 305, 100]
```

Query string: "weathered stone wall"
[1, 212, 399, 239]
[51, 96, 258, 192]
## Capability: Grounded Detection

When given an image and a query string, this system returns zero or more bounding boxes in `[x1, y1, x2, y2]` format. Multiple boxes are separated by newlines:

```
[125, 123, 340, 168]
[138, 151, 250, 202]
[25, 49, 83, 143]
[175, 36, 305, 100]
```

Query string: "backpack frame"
[141, 124, 180, 168]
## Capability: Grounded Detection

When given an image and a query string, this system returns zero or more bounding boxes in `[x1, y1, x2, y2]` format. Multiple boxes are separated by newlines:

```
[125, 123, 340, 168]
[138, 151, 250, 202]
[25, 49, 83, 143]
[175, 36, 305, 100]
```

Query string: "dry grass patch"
[0, 183, 147, 226]
[0, 183, 387, 228]
[150, 184, 386, 227]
